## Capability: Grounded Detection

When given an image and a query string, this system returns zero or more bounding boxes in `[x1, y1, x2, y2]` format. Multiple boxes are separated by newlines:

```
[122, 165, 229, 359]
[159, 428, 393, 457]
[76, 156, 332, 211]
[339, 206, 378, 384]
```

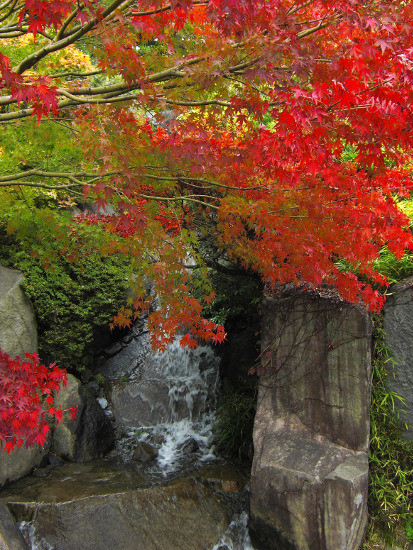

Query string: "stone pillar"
[250, 292, 371, 550]
[383, 277, 413, 440]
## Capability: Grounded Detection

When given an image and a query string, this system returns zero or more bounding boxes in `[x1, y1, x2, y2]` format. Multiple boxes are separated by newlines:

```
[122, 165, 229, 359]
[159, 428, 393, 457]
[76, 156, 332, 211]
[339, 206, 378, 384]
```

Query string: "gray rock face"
[0, 445, 49, 489]
[1, 461, 240, 550]
[250, 293, 371, 550]
[52, 374, 114, 462]
[132, 441, 158, 462]
[383, 277, 413, 439]
[0, 500, 29, 549]
[98, 320, 150, 380]
[0, 265, 37, 358]
[0, 265, 49, 487]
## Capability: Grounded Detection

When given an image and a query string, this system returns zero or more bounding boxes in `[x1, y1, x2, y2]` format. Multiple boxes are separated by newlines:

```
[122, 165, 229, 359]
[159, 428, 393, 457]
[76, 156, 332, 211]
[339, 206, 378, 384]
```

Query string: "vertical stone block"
[250, 292, 371, 550]
[383, 277, 413, 440]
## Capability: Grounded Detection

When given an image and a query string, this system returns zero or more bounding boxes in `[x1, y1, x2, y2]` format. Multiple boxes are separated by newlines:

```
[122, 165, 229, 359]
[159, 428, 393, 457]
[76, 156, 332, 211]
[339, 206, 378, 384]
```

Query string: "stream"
[1, 326, 255, 550]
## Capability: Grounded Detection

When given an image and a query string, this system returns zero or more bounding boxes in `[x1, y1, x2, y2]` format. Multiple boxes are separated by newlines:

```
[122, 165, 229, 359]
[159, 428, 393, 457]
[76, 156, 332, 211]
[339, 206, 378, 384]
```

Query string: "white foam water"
[18, 522, 54, 550]
[121, 339, 221, 475]
[154, 341, 219, 472]
[211, 512, 255, 550]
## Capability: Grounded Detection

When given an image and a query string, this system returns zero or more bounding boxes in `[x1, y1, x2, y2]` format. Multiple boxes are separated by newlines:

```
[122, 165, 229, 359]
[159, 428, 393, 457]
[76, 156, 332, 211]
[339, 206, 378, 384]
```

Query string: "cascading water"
[7, 324, 255, 550]
[107, 335, 256, 548]
[113, 338, 221, 475]
[212, 512, 255, 550]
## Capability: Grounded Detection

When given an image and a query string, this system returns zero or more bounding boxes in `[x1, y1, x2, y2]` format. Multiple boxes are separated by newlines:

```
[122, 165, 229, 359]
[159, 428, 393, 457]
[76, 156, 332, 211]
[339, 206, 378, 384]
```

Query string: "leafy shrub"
[373, 248, 413, 285]
[214, 384, 256, 460]
[0, 206, 131, 372]
[363, 317, 413, 548]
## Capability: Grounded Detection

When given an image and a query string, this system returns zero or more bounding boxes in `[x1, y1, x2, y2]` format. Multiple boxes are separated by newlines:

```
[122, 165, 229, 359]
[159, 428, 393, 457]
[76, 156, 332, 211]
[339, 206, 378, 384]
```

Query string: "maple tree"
[0, 350, 77, 452]
[1, 1, 413, 345]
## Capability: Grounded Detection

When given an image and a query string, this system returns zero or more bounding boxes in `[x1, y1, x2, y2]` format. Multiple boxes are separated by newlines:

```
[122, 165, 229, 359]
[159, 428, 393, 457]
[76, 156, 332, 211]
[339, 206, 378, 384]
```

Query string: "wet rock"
[250, 293, 371, 550]
[132, 441, 158, 462]
[85, 380, 99, 396]
[108, 341, 220, 434]
[0, 501, 28, 550]
[97, 397, 108, 409]
[0, 444, 49, 489]
[32, 454, 65, 478]
[1, 461, 235, 550]
[48, 454, 64, 468]
[111, 378, 173, 428]
[32, 465, 55, 478]
[221, 480, 242, 493]
[80, 368, 93, 384]
[197, 463, 247, 494]
[179, 438, 199, 454]
[52, 374, 114, 462]
[383, 277, 413, 439]
[99, 320, 150, 380]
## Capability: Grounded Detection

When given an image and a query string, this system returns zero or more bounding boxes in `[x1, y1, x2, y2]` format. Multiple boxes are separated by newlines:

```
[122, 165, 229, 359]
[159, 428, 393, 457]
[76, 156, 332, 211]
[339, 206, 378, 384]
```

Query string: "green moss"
[0, 208, 130, 372]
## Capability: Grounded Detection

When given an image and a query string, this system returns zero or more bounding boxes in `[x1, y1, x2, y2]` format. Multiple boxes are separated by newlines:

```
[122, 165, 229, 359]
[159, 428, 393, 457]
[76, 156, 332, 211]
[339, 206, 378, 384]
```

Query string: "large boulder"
[383, 277, 413, 439]
[0, 265, 37, 357]
[0, 444, 49, 489]
[0, 501, 28, 549]
[52, 374, 114, 462]
[0, 265, 49, 487]
[0, 461, 240, 550]
[250, 292, 371, 550]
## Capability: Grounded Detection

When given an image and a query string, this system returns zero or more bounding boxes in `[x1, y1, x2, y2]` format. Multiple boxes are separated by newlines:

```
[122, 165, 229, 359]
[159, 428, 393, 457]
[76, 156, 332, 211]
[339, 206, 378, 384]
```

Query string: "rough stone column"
[383, 277, 413, 440]
[250, 292, 372, 550]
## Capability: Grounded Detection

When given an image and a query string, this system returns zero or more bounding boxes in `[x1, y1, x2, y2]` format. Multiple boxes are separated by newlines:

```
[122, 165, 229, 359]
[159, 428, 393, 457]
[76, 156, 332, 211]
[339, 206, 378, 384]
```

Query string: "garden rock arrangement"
[0, 500, 27, 550]
[52, 374, 115, 462]
[0, 461, 244, 550]
[0, 266, 114, 488]
[250, 292, 372, 550]
[1, 265, 412, 549]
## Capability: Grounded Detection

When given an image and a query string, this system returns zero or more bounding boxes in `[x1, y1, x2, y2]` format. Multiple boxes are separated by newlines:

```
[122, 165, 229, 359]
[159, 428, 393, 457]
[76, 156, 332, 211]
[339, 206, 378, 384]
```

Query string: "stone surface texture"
[0, 445, 49, 489]
[0, 265, 48, 488]
[52, 374, 114, 462]
[104, 338, 219, 435]
[250, 293, 372, 550]
[383, 277, 413, 439]
[0, 265, 37, 358]
[0, 460, 241, 550]
[0, 500, 29, 549]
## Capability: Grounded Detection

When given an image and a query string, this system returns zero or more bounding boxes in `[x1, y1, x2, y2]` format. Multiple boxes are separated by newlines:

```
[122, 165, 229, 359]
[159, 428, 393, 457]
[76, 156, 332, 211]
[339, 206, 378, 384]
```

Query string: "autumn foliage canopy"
[1, 0, 413, 445]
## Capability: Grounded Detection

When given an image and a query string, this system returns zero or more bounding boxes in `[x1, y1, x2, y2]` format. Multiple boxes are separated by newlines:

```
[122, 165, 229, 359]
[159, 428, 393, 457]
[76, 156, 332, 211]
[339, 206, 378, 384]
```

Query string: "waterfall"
[144, 340, 221, 474]
[109, 337, 221, 475]
[10, 328, 255, 550]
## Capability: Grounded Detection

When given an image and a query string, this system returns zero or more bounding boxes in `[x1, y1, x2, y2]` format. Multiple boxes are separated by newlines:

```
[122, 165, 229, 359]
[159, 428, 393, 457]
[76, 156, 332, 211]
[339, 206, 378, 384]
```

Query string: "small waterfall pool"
[104, 336, 256, 549]
[5, 331, 256, 549]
